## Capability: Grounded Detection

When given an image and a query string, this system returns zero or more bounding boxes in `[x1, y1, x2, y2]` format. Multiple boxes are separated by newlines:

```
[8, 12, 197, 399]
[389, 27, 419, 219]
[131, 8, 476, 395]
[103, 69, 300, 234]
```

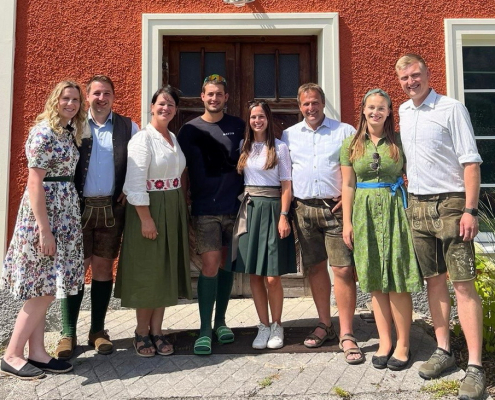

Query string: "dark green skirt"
[114, 190, 192, 308]
[227, 196, 297, 277]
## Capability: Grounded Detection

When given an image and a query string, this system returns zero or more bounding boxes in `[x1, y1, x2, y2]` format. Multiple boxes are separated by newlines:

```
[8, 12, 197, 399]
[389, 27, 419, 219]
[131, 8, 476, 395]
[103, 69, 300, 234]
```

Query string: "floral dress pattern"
[340, 134, 423, 293]
[2, 121, 84, 300]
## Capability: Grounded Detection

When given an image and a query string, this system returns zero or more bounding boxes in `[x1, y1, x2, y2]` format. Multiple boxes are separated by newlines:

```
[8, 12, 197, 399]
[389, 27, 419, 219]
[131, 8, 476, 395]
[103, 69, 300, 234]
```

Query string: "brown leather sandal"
[133, 332, 155, 357]
[304, 322, 336, 348]
[339, 333, 365, 365]
[151, 334, 174, 356]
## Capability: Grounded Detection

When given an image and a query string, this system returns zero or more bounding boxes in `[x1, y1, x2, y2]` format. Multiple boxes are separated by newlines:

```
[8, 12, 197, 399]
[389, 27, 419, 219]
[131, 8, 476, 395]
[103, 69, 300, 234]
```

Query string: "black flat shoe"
[371, 346, 394, 369]
[387, 350, 412, 371]
[27, 358, 73, 373]
[0, 358, 45, 380]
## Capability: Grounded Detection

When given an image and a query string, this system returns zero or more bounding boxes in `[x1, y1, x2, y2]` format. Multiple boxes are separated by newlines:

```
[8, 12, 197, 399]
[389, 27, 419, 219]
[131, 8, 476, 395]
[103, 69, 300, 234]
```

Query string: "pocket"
[104, 205, 116, 228]
[439, 195, 464, 217]
[81, 205, 93, 230]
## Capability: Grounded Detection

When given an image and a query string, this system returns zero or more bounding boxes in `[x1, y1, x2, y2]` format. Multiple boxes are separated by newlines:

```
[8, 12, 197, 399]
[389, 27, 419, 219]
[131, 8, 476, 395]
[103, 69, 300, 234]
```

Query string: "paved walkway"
[0, 297, 490, 400]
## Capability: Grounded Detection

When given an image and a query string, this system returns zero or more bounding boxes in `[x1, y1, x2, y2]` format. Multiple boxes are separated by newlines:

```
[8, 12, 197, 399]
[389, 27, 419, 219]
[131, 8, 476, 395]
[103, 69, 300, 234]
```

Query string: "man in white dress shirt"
[396, 54, 485, 400]
[281, 83, 364, 364]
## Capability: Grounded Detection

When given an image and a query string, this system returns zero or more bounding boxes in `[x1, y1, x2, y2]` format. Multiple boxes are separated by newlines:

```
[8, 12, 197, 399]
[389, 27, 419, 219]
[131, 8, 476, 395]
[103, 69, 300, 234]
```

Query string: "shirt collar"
[404, 88, 437, 110]
[302, 116, 331, 132]
[88, 109, 114, 125]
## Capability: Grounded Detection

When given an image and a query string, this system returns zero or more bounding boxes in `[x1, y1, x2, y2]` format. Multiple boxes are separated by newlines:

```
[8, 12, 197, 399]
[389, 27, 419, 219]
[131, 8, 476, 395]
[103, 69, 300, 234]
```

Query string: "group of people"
[0, 53, 486, 400]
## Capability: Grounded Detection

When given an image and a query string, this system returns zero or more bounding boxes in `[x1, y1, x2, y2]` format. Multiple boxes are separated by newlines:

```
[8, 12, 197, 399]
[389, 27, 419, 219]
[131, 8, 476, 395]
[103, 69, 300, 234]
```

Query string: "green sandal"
[194, 336, 212, 355]
[215, 326, 234, 344]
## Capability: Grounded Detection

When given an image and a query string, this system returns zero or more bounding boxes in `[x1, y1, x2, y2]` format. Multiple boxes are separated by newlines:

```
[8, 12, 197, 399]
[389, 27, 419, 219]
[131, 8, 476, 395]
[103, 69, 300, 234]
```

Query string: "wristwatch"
[280, 211, 289, 216]
[463, 208, 479, 216]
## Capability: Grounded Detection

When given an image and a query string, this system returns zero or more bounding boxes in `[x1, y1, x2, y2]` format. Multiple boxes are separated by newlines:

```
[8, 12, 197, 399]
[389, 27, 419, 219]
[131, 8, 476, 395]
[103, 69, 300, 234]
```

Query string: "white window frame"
[141, 13, 340, 127]
[0, 1, 17, 259]
[445, 19, 495, 249]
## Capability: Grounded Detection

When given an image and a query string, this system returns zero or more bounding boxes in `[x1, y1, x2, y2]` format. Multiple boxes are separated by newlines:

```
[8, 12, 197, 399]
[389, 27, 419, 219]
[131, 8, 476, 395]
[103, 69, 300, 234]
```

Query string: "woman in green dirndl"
[340, 89, 423, 371]
[115, 86, 192, 357]
[226, 101, 296, 350]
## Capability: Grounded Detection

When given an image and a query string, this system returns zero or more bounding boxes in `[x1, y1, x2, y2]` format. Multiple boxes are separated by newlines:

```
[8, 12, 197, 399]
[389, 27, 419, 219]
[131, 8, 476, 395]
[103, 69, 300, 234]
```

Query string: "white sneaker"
[252, 323, 271, 349]
[267, 322, 284, 349]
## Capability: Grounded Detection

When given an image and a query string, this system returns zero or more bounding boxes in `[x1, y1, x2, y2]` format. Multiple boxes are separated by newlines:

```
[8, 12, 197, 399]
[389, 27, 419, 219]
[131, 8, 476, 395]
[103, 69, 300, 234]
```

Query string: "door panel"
[164, 36, 316, 296]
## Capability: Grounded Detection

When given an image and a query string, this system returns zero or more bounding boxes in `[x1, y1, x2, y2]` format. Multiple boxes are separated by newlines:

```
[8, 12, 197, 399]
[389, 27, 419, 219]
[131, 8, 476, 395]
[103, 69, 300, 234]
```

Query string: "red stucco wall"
[9, 0, 495, 238]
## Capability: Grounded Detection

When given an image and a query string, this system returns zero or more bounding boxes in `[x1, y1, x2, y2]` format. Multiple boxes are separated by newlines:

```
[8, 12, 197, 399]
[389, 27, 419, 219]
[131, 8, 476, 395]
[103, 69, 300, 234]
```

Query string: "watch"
[463, 208, 478, 216]
[280, 211, 289, 216]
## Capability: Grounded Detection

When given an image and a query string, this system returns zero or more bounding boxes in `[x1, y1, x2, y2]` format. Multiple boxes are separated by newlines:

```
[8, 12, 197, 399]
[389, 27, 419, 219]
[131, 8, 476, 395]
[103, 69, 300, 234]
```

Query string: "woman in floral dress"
[340, 89, 422, 371]
[115, 86, 192, 357]
[1, 80, 86, 379]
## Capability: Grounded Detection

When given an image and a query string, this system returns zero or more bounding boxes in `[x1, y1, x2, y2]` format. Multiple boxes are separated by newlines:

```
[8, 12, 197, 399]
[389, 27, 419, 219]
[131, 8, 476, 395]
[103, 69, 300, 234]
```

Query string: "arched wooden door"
[164, 35, 317, 296]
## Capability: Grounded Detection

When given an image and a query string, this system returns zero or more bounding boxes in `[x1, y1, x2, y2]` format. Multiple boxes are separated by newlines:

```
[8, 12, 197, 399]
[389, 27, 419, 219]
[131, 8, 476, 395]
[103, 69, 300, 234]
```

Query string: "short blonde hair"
[395, 53, 428, 73]
[34, 80, 87, 146]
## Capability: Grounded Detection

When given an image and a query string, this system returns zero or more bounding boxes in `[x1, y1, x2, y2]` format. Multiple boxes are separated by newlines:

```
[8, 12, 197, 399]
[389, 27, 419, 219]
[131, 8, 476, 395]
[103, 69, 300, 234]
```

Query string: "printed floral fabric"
[340, 134, 423, 293]
[2, 121, 84, 300]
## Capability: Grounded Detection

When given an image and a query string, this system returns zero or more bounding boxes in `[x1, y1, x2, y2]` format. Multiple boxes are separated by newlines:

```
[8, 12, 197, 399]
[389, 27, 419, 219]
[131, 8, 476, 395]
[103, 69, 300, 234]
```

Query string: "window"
[445, 19, 495, 241]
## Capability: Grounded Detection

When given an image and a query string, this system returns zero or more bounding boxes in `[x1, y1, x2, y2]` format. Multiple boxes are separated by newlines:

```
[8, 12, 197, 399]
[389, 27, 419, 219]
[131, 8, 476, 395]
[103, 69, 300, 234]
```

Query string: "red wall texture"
[9, 0, 495, 236]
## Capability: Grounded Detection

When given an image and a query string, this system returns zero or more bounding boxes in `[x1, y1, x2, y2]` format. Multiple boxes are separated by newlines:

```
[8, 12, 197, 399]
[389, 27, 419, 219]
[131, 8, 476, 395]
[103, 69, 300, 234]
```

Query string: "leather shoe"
[372, 346, 394, 369]
[27, 358, 73, 374]
[55, 336, 77, 361]
[0, 358, 45, 380]
[88, 330, 113, 355]
[387, 350, 412, 371]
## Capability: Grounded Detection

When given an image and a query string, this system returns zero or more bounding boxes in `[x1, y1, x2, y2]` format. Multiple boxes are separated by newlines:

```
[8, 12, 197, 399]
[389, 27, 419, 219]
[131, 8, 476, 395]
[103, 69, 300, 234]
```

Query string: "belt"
[295, 197, 341, 207]
[84, 196, 113, 207]
[231, 186, 281, 262]
[146, 178, 181, 191]
[409, 192, 464, 202]
[356, 176, 407, 208]
[43, 175, 74, 182]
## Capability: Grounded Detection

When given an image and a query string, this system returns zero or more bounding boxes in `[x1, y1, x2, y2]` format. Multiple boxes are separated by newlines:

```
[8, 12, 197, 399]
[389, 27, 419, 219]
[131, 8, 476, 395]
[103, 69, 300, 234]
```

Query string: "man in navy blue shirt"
[178, 75, 245, 355]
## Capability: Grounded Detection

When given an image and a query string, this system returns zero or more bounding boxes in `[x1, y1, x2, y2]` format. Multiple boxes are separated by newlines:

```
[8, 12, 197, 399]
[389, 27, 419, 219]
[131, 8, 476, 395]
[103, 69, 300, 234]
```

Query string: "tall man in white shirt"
[55, 75, 139, 360]
[281, 83, 364, 364]
[396, 54, 485, 400]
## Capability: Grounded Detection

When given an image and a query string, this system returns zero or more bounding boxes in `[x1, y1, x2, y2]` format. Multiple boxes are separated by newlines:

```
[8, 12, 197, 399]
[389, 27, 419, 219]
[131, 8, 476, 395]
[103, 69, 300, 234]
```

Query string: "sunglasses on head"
[203, 74, 227, 84]
[370, 152, 380, 171]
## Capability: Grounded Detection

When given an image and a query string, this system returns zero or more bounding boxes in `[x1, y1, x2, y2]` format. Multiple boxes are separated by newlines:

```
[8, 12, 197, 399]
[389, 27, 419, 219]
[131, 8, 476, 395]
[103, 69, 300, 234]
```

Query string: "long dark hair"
[237, 100, 278, 173]
[349, 88, 399, 163]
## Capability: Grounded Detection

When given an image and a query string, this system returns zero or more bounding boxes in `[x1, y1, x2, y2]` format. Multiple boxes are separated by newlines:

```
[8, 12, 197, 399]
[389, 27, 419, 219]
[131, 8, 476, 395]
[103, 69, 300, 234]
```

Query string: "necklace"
[251, 141, 265, 158]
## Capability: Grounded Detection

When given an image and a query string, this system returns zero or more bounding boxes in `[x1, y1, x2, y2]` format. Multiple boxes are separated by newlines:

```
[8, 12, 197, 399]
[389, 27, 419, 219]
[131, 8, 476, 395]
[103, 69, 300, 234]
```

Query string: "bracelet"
[280, 211, 289, 216]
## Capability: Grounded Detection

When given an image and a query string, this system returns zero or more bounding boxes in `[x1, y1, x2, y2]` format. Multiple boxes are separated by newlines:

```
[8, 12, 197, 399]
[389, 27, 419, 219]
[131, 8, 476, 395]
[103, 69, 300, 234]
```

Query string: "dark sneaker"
[27, 358, 73, 374]
[418, 347, 456, 380]
[0, 359, 45, 380]
[458, 365, 486, 400]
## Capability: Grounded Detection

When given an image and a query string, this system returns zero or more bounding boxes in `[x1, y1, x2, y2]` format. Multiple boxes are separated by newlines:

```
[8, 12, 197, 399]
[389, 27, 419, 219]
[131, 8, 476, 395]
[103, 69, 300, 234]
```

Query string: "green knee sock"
[61, 286, 85, 337]
[198, 273, 218, 338]
[90, 279, 113, 334]
[214, 268, 233, 330]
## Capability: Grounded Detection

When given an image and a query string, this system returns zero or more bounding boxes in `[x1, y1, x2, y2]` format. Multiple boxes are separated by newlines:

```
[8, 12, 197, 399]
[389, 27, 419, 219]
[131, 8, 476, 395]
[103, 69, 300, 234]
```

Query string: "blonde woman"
[340, 89, 422, 370]
[1, 80, 86, 379]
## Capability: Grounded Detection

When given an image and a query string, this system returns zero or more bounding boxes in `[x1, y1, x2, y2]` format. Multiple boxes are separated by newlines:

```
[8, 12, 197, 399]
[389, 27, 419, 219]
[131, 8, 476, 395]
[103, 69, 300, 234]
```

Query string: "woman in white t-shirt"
[226, 101, 297, 350]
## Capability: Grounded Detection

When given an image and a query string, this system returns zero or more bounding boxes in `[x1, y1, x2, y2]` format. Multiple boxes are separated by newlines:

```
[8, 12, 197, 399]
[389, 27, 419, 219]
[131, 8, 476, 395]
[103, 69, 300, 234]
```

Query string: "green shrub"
[474, 201, 495, 352]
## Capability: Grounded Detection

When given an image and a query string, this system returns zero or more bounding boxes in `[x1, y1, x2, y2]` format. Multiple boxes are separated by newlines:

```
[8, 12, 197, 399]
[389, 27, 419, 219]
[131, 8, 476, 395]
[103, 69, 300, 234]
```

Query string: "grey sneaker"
[252, 323, 271, 349]
[458, 366, 486, 400]
[267, 322, 284, 349]
[418, 348, 456, 380]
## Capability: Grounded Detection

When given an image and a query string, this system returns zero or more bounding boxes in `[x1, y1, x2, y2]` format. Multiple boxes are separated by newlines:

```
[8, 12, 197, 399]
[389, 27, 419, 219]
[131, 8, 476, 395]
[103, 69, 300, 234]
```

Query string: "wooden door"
[164, 36, 317, 296]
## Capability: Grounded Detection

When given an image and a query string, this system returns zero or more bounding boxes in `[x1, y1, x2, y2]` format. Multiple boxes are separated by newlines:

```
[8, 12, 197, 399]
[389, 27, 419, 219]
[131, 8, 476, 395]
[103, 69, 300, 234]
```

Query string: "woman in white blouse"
[226, 101, 296, 350]
[115, 86, 192, 357]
